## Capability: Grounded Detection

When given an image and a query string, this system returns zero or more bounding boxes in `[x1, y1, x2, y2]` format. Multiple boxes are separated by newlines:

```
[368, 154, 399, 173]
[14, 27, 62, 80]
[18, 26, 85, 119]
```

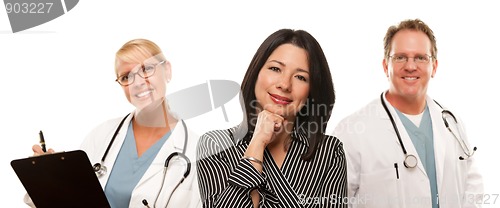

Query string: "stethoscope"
[437, 103, 478, 160]
[380, 93, 477, 169]
[92, 113, 191, 208]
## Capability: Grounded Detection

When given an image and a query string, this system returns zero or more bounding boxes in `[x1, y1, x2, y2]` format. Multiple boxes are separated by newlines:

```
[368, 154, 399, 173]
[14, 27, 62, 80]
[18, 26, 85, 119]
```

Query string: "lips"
[135, 89, 154, 98]
[402, 76, 419, 80]
[269, 93, 292, 105]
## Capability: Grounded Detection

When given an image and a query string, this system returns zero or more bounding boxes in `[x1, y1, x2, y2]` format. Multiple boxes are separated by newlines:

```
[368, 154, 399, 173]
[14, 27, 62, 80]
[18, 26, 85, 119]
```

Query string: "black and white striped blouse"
[196, 126, 347, 208]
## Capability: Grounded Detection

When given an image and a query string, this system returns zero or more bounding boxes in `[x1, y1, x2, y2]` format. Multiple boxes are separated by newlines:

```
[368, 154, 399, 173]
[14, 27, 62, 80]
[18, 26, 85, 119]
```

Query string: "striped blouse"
[196, 126, 347, 208]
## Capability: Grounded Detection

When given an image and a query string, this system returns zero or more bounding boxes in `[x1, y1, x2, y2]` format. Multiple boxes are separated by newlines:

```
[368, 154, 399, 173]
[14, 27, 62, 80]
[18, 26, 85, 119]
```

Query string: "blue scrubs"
[396, 105, 439, 208]
[104, 122, 171, 208]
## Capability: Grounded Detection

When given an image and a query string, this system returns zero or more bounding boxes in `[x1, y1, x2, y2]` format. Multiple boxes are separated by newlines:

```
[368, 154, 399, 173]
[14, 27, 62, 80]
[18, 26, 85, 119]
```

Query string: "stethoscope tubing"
[100, 113, 131, 165]
[94, 113, 190, 178]
[440, 110, 477, 159]
[380, 93, 418, 168]
[94, 113, 191, 208]
[380, 92, 476, 167]
[380, 93, 408, 155]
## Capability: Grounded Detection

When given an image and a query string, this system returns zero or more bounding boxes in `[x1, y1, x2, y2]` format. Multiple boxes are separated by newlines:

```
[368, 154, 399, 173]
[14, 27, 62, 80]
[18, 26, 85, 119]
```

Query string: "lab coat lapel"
[100, 114, 133, 188]
[136, 120, 186, 185]
[427, 97, 447, 192]
[379, 94, 428, 177]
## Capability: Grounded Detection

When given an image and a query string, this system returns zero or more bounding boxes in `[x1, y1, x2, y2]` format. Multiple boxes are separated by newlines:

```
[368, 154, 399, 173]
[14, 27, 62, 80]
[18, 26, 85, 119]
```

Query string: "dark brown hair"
[238, 29, 335, 161]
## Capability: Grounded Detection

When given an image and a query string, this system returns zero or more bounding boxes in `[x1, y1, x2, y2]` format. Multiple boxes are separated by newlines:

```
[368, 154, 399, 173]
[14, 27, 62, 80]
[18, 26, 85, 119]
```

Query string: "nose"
[131, 73, 149, 87]
[403, 58, 418, 71]
[276, 75, 291, 92]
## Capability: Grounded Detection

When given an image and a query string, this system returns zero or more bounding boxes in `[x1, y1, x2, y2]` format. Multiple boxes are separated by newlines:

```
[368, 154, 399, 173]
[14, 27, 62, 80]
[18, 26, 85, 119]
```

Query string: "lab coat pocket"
[164, 188, 196, 208]
[357, 168, 403, 208]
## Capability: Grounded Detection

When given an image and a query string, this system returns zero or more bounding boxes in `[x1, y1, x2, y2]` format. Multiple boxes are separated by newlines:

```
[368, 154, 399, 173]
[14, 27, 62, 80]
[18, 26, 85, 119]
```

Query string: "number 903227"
[5, 3, 53, 14]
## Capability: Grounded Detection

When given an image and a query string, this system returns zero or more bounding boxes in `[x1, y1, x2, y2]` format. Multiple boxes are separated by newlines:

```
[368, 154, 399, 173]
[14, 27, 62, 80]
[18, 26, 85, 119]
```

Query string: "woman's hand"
[245, 110, 285, 208]
[252, 110, 285, 146]
[31, 144, 55, 156]
[244, 110, 284, 170]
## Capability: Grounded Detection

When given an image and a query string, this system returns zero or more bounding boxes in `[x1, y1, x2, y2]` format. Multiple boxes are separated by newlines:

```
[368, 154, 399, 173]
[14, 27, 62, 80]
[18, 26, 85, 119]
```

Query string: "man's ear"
[431, 59, 438, 78]
[383, 58, 389, 77]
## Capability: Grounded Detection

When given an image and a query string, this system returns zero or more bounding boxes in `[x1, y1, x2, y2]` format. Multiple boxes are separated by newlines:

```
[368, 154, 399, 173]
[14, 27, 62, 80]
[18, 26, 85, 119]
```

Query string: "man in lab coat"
[334, 19, 483, 208]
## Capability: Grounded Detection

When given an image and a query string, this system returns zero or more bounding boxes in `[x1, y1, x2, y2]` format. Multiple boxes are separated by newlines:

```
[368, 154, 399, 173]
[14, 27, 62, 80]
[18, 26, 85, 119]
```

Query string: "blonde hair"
[115, 39, 166, 75]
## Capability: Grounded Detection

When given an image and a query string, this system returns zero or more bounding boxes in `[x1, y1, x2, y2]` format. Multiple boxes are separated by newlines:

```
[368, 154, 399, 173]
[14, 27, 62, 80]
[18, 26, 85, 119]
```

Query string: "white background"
[1, 1, 499, 207]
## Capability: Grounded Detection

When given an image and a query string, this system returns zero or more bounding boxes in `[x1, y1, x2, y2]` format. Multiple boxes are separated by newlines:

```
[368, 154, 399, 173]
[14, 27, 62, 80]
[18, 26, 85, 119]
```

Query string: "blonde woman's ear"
[163, 61, 172, 81]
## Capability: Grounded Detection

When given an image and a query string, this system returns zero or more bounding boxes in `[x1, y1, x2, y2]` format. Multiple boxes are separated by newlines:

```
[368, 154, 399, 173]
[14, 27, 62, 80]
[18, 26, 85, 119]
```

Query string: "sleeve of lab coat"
[334, 118, 362, 208]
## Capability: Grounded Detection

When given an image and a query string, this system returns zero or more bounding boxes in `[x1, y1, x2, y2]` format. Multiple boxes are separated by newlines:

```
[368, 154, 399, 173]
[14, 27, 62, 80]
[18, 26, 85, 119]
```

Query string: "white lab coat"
[25, 113, 202, 208]
[334, 94, 483, 208]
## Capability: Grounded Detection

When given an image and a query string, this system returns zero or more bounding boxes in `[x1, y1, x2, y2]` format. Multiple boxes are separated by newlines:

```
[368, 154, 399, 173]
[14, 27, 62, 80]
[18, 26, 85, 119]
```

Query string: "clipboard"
[11, 150, 110, 208]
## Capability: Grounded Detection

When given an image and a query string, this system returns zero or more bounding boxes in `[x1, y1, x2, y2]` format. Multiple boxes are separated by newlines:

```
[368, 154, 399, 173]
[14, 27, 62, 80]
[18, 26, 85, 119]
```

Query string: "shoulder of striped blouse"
[321, 134, 345, 155]
[199, 126, 241, 147]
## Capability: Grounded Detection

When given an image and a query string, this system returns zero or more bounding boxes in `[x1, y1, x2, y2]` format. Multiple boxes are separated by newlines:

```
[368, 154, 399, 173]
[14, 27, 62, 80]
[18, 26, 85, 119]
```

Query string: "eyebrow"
[117, 63, 144, 77]
[392, 53, 430, 56]
[118, 70, 134, 77]
[268, 60, 309, 74]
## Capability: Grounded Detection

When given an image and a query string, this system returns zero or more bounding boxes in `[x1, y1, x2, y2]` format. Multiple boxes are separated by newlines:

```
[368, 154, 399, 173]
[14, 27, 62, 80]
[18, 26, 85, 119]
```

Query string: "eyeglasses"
[115, 60, 166, 86]
[389, 54, 433, 64]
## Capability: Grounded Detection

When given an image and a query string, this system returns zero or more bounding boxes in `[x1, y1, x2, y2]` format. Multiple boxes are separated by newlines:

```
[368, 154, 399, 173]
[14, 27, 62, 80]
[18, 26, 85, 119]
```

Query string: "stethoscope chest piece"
[403, 154, 418, 168]
[93, 114, 130, 178]
[93, 162, 107, 177]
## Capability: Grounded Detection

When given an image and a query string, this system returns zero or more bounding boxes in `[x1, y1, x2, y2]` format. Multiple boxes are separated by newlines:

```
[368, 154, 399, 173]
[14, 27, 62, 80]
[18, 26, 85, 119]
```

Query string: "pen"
[394, 163, 399, 179]
[39, 130, 46, 152]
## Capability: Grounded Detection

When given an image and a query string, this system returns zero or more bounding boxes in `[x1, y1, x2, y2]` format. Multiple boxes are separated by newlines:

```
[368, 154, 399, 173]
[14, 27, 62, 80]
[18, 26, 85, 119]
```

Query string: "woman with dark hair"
[197, 29, 347, 208]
